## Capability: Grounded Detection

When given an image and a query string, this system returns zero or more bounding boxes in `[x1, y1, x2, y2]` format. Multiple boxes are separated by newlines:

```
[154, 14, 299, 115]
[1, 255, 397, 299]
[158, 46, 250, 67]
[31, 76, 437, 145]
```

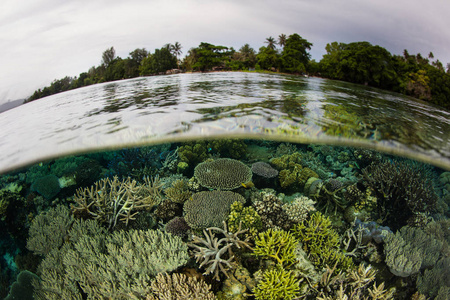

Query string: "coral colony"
[0, 140, 449, 299]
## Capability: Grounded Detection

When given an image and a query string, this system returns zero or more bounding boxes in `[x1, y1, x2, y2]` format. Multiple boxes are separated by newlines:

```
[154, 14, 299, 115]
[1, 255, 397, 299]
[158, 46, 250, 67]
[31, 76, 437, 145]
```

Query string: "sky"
[1, 0, 449, 105]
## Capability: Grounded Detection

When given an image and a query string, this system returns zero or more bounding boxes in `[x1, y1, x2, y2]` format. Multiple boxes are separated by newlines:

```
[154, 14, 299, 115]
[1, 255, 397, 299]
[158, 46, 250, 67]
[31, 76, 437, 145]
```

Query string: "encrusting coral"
[71, 175, 163, 228]
[184, 190, 246, 230]
[189, 222, 252, 281]
[194, 158, 253, 190]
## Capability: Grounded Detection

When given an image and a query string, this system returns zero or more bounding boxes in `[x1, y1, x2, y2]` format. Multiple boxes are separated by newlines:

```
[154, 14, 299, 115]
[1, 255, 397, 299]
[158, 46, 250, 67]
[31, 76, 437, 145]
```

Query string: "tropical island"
[25, 34, 450, 110]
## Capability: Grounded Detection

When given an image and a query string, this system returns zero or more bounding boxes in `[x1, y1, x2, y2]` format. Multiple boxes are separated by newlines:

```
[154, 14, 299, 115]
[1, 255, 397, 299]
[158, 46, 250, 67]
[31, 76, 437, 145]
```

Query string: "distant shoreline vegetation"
[25, 34, 450, 110]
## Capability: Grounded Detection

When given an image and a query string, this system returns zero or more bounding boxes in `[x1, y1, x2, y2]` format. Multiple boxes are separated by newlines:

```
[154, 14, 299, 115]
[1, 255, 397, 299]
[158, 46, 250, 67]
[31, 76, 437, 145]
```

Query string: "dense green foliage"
[26, 35, 450, 109]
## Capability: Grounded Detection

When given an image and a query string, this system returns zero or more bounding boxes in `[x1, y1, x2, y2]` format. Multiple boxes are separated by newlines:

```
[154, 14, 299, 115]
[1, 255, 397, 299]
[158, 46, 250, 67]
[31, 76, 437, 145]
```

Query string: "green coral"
[292, 212, 353, 272]
[207, 139, 247, 159]
[228, 201, 262, 237]
[178, 142, 209, 166]
[270, 152, 317, 189]
[253, 229, 298, 268]
[253, 268, 300, 300]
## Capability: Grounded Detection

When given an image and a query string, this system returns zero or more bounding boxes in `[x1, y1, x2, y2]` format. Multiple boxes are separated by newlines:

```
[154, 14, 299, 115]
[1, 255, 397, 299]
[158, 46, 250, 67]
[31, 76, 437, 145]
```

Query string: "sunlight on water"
[0, 72, 449, 174]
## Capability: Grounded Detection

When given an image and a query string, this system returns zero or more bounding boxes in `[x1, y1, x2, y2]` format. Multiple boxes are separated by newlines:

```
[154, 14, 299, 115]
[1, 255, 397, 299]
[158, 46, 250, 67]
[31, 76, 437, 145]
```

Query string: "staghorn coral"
[315, 263, 393, 300]
[189, 222, 252, 281]
[227, 201, 263, 237]
[362, 160, 438, 230]
[194, 158, 252, 190]
[251, 162, 279, 178]
[282, 196, 316, 223]
[148, 273, 216, 300]
[253, 228, 298, 268]
[71, 175, 162, 228]
[184, 190, 246, 230]
[292, 212, 354, 272]
[164, 178, 192, 203]
[253, 268, 300, 300]
[27, 205, 74, 256]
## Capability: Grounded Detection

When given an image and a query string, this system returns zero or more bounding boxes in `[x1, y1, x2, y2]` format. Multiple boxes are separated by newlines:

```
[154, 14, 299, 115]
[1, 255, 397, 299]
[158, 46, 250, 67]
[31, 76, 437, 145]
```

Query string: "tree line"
[25, 34, 450, 109]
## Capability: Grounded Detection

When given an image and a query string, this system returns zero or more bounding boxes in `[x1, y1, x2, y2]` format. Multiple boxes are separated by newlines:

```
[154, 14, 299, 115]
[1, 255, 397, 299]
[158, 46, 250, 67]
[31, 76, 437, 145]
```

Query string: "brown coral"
[194, 158, 252, 190]
[184, 190, 246, 230]
[251, 162, 279, 178]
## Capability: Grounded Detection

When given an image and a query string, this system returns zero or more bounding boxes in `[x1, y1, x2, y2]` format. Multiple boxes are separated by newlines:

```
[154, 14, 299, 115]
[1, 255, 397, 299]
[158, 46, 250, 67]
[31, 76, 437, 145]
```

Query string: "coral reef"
[148, 273, 217, 300]
[164, 178, 192, 203]
[384, 225, 445, 277]
[184, 190, 246, 230]
[30, 175, 61, 200]
[35, 224, 189, 299]
[194, 158, 252, 190]
[416, 257, 450, 299]
[251, 162, 279, 178]
[153, 199, 182, 222]
[227, 201, 263, 237]
[4, 270, 40, 300]
[253, 268, 300, 300]
[252, 190, 291, 230]
[189, 222, 252, 281]
[165, 216, 191, 239]
[253, 229, 298, 268]
[292, 212, 354, 272]
[71, 176, 163, 228]
[27, 205, 74, 256]
[282, 195, 316, 223]
[362, 160, 438, 230]
[354, 219, 392, 244]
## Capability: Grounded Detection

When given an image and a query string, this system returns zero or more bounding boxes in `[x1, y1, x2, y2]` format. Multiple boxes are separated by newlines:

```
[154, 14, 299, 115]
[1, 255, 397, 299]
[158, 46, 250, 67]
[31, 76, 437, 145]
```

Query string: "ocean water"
[0, 72, 449, 299]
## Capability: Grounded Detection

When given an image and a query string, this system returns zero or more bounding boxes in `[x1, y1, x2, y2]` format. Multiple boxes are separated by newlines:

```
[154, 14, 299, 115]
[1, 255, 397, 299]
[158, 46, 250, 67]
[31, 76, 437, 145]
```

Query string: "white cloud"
[0, 0, 449, 104]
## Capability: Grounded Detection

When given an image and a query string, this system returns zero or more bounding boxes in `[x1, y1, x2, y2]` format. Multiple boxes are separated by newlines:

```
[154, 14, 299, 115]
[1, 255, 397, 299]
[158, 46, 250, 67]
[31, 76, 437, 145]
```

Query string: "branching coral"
[27, 205, 74, 256]
[164, 178, 192, 203]
[292, 212, 354, 272]
[362, 160, 438, 230]
[253, 267, 300, 300]
[71, 176, 162, 228]
[252, 191, 291, 230]
[227, 201, 263, 237]
[253, 228, 298, 268]
[148, 273, 217, 300]
[188, 222, 252, 281]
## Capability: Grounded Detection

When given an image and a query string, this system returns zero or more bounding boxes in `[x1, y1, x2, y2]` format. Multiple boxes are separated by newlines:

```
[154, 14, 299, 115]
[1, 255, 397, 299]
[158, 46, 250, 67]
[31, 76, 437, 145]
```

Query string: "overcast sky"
[1, 0, 449, 105]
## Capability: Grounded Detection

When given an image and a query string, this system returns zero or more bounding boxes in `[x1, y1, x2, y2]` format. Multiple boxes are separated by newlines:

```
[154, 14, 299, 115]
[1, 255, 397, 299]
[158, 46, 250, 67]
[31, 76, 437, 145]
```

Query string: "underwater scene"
[0, 139, 449, 299]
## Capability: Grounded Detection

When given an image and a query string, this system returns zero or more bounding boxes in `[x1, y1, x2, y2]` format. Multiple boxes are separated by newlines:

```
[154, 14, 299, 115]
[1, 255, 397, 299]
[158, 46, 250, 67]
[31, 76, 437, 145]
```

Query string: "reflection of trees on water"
[318, 81, 450, 154]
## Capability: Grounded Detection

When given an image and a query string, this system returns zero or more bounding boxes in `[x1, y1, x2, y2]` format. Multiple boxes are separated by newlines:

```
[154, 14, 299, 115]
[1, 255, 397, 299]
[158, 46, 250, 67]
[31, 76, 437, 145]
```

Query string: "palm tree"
[265, 37, 277, 50]
[278, 34, 287, 49]
[170, 42, 183, 69]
